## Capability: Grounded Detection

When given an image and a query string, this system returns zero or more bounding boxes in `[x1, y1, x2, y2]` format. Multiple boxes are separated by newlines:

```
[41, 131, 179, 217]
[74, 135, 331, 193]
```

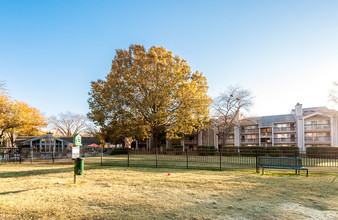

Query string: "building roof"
[291, 106, 330, 116]
[15, 135, 100, 146]
[257, 114, 296, 127]
[15, 136, 39, 144]
[59, 137, 101, 145]
[241, 117, 260, 125]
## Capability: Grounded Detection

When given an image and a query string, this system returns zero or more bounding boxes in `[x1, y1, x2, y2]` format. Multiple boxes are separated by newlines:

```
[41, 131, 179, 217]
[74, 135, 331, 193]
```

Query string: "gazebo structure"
[16, 133, 72, 157]
[16, 133, 102, 159]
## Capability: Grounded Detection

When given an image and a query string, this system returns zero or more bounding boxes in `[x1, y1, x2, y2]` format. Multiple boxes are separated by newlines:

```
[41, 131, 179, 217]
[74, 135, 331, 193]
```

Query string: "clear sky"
[1, 0, 337, 118]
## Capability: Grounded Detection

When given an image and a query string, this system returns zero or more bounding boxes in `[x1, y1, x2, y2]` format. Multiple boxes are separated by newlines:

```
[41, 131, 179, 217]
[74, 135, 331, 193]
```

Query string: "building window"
[261, 128, 271, 132]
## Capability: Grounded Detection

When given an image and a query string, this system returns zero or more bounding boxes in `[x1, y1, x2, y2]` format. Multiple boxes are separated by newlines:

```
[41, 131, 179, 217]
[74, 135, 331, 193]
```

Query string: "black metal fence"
[2, 147, 338, 173]
[102, 148, 338, 170]
[0, 148, 20, 162]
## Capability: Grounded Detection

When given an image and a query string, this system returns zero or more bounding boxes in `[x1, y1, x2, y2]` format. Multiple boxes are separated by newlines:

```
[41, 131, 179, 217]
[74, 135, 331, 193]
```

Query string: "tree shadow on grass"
[0, 165, 111, 178]
[0, 167, 74, 178]
[0, 190, 28, 195]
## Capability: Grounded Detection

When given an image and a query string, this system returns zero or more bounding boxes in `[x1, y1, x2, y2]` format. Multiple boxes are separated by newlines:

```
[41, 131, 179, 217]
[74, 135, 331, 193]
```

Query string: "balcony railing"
[219, 139, 234, 144]
[305, 136, 331, 142]
[273, 127, 296, 132]
[240, 129, 259, 133]
[240, 139, 259, 143]
[274, 138, 296, 143]
[304, 124, 331, 131]
[260, 132, 272, 137]
[184, 139, 197, 144]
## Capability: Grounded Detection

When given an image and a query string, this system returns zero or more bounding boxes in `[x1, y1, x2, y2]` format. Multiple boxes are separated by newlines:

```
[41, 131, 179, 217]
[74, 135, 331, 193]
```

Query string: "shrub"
[219, 146, 300, 157]
[173, 145, 183, 155]
[238, 146, 263, 157]
[110, 148, 128, 155]
[220, 146, 238, 156]
[266, 146, 299, 157]
[306, 147, 338, 159]
[197, 146, 216, 156]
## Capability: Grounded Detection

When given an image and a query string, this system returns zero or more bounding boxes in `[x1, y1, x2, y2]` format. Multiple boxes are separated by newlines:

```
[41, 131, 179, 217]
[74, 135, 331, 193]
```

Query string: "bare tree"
[48, 112, 88, 137]
[0, 80, 8, 94]
[212, 86, 253, 147]
[329, 81, 338, 107]
[82, 122, 100, 138]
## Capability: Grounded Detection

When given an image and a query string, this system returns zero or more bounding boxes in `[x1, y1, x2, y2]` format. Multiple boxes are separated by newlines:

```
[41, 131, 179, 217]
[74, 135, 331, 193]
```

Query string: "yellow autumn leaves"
[88, 45, 211, 147]
[0, 93, 46, 145]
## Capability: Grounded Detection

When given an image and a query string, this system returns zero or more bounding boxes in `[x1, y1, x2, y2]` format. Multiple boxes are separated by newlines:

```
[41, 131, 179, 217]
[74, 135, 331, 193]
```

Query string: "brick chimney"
[295, 103, 303, 117]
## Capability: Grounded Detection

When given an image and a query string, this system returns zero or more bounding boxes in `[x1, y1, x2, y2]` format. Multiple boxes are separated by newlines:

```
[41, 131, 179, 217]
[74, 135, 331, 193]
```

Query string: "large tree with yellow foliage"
[88, 45, 211, 148]
[0, 94, 46, 147]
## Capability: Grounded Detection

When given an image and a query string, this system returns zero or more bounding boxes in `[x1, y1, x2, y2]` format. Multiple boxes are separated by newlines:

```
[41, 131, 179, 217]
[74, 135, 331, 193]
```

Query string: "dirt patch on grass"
[280, 202, 338, 220]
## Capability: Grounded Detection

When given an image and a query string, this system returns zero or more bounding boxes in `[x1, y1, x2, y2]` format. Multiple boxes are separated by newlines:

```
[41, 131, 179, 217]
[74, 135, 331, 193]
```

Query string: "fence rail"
[104, 148, 338, 170]
[0, 148, 21, 162]
[2, 147, 337, 172]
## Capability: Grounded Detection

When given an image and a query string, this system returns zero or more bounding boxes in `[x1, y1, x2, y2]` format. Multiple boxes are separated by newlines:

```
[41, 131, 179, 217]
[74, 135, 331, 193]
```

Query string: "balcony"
[219, 139, 234, 145]
[273, 127, 296, 133]
[274, 138, 296, 143]
[184, 139, 197, 144]
[305, 136, 331, 144]
[226, 138, 234, 143]
[260, 132, 272, 137]
[240, 129, 259, 134]
[261, 143, 272, 147]
[304, 124, 331, 131]
[240, 138, 259, 143]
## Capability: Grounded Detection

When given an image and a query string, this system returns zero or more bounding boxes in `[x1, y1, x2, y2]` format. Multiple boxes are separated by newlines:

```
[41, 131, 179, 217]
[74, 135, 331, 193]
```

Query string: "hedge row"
[306, 147, 338, 158]
[197, 146, 216, 155]
[173, 145, 184, 155]
[110, 148, 128, 155]
[219, 146, 300, 157]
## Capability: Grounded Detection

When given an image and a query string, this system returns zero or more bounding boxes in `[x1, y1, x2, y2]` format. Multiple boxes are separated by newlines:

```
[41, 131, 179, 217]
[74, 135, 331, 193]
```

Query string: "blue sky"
[0, 0, 337, 117]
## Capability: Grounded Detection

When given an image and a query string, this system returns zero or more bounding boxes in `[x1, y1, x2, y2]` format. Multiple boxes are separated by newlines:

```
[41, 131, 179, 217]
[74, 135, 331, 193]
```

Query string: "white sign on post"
[72, 146, 80, 158]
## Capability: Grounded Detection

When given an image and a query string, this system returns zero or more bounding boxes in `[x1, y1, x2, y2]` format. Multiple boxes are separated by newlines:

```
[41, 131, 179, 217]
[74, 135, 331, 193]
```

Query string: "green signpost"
[72, 134, 84, 183]
[73, 134, 82, 146]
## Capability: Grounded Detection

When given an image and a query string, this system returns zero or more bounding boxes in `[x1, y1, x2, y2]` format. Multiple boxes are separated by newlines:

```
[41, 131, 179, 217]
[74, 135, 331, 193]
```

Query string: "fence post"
[186, 149, 188, 169]
[255, 150, 259, 173]
[30, 147, 33, 164]
[219, 146, 222, 171]
[127, 148, 130, 167]
[101, 145, 103, 166]
[19, 148, 22, 164]
[52, 145, 55, 164]
[294, 150, 298, 175]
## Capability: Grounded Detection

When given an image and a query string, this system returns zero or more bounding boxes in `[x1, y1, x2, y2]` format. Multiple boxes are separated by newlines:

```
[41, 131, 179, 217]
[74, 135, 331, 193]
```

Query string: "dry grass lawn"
[0, 163, 337, 219]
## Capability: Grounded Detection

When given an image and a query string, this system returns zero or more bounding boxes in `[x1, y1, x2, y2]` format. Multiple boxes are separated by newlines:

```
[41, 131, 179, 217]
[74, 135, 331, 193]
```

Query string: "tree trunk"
[151, 129, 163, 150]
